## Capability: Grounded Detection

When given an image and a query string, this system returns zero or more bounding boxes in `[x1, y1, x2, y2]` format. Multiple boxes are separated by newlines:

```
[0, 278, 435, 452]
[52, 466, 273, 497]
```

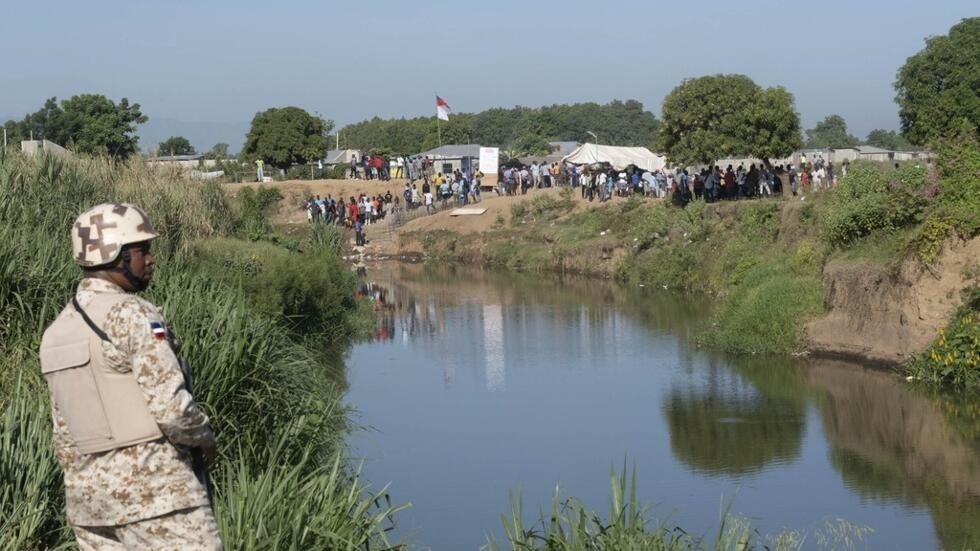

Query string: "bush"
[324, 164, 349, 179]
[907, 288, 980, 389]
[934, 124, 980, 237]
[822, 163, 928, 247]
[185, 236, 360, 347]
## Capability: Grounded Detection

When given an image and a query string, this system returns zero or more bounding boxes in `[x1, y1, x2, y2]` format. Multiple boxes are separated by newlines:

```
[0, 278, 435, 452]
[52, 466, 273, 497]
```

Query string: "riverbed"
[344, 263, 980, 550]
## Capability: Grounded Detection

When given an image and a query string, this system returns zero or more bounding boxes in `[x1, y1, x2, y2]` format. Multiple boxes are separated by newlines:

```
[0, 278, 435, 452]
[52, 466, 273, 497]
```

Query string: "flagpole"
[437, 116, 442, 147]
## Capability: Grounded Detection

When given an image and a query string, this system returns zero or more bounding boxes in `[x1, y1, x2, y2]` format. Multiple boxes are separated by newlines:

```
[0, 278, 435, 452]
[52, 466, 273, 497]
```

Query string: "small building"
[147, 154, 213, 169]
[828, 147, 859, 164]
[21, 140, 70, 158]
[417, 144, 483, 175]
[323, 149, 362, 165]
[854, 145, 895, 162]
[893, 150, 935, 162]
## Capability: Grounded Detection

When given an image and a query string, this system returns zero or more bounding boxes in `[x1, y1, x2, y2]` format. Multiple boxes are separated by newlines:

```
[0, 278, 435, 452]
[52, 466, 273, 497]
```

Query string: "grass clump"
[486, 463, 873, 551]
[699, 256, 824, 354]
[511, 188, 577, 225]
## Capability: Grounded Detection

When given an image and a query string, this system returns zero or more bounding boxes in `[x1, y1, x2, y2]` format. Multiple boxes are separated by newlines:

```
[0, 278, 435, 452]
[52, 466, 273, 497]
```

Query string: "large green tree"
[204, 142, 230, 159]
[656, 74, 801, 166]
[864, 129, 911, 151]
[157, 135, 195, 156]
[242, 107, 332, 170]
[895, 17, 980, 145]
[4, 94, 147, 158]
[804, 114, 859, 148]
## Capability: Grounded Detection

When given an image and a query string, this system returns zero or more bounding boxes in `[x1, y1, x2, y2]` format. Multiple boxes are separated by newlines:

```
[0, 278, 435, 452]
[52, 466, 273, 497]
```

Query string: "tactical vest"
[40, 292, 164, 454]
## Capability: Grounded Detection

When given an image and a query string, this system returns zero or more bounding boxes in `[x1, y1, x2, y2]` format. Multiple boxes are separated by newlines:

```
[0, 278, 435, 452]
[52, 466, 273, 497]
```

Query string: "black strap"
[71, 297, 112, 343]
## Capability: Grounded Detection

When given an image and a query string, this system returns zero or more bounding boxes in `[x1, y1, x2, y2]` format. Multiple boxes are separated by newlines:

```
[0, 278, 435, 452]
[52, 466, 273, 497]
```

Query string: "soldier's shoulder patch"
[149, 321, 167, 340]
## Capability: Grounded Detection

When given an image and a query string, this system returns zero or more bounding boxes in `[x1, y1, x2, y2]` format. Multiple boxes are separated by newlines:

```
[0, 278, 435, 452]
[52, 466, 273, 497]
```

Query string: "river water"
[344, 264, 980, 551]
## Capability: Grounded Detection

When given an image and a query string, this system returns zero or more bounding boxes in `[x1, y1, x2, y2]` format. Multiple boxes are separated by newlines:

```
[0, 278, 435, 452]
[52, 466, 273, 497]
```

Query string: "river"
[344, 263, 980, 550]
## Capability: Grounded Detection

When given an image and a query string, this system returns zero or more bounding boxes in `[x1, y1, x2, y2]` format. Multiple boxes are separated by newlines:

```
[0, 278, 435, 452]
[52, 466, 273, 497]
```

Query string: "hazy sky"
[2, 1, 976, 138]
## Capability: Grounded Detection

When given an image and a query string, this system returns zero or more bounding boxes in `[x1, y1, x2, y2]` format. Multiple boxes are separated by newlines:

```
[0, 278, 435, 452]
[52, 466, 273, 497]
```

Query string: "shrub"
[822, 163, 928, 247]
[934, 124, 980, 237]
[906, 288, 980, 389]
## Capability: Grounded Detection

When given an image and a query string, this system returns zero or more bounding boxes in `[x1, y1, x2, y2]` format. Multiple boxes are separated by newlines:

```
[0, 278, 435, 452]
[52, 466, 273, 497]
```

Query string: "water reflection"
[802, 361, 980, 550]
[664, 386, 805, 476]
[350, 263, 980, 549]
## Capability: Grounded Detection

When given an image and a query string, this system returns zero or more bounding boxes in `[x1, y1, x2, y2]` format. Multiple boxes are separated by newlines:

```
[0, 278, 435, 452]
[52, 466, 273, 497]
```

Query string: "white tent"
[562, 143, 666, 172]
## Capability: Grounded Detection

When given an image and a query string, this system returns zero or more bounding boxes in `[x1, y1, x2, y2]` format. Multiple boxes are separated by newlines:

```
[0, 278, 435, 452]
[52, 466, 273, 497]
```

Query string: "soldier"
[39, 203, 221, 550]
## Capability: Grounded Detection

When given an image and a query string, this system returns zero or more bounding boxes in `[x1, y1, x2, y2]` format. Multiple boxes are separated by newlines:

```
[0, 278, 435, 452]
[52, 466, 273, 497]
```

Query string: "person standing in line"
[788, 165, 799, 196]
[40, 203, 220, 550]
[354, 217, 365, 246]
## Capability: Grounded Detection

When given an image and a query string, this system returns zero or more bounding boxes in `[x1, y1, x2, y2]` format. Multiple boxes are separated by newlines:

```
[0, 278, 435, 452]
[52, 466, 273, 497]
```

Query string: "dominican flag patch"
[150, 321, 167, 340]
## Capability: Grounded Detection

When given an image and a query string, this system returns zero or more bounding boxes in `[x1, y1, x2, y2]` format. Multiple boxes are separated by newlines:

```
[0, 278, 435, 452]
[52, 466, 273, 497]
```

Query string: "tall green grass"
[485, 464, 873, 551]
[0, 151, 403, 549]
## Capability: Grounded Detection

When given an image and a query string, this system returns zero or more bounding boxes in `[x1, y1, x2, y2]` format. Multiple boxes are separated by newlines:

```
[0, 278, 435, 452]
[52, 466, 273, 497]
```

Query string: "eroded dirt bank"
[805, 236, 980, 366]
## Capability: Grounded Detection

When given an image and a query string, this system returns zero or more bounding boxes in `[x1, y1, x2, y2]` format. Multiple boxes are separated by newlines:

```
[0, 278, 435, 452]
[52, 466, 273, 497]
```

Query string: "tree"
[242, 107, 332, 170]
[657, 74, 802, 166]
[804, 115, 859, 148]
[338, 100, 659, 153]
[864, 129, 911, 151]
[895, 17, 980, 145]
[204, 143, 230, 159]
[157, 136, 195, 156]
[5, 94, 146, 158]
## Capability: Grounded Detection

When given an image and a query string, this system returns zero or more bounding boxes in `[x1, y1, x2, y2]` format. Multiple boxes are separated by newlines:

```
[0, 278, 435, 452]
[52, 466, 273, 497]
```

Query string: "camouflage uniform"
[50, 277, 221, 549]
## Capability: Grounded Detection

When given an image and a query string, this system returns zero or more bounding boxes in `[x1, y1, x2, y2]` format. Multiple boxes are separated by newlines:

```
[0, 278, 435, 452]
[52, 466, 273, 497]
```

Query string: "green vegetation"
[804, 114, 859, 149]
[656, 74, 802, 166]
[0, 151, 402, 550]
[2, 94, 147, 158]
[820, 162, 928, 248]
[157, 135, 195, 156]
[864, 129, 912, 151]
[337, 100, 660, 155]
[895, 17, 980, 146]
[907, 289, 980, 388]
[243, 106, 332, 170]
[486, 464, 873, 551]
[510, 188, 578, 224]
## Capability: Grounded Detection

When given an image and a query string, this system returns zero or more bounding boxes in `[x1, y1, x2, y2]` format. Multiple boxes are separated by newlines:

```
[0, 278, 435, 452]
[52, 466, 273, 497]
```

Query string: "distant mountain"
[138, 118, 248, 155]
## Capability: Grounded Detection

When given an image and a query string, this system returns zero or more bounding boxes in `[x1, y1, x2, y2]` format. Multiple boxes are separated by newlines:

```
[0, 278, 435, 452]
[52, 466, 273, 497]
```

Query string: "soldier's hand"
[202, 443, 218, 468]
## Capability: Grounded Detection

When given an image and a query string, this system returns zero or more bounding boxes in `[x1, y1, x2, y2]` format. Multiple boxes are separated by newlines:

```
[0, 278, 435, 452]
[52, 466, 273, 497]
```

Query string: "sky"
[2, 0, 977, 145]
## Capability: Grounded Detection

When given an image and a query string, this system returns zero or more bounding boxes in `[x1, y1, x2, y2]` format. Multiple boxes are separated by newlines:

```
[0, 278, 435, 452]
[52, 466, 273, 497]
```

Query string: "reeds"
[0, 151, 402, 549]
[485, 463, 871, 551]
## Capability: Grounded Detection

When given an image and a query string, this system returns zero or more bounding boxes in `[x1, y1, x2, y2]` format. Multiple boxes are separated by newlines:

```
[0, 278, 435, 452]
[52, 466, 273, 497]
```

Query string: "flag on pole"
[436, 95, 451, 121]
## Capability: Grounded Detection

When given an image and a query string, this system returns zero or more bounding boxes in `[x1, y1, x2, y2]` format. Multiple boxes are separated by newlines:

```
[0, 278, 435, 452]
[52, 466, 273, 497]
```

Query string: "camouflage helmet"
[72, 203, 158, 267]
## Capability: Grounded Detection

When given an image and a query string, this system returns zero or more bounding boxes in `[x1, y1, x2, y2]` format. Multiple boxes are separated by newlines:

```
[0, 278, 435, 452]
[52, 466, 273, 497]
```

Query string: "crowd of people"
[304, 167, 487, 246]
[348, 154, 448, 183]
[496, 154, 845, 206]
[319, 153, 851, 248]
